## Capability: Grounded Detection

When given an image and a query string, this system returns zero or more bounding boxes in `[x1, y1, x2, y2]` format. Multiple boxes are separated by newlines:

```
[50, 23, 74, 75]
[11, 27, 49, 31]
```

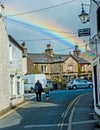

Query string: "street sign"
[78, 28, 91, 37]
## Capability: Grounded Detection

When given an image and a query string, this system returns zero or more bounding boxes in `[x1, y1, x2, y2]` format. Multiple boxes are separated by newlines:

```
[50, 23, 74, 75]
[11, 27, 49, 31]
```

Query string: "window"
[81, 64, 85, 71]
[97, 7, 100, 33]
[41, 65, 47, 72]
[68, 65, 73, 72]
[17, 77, 20, 95]
[41, 65, 43, 72]
[10, 76, 14, 96]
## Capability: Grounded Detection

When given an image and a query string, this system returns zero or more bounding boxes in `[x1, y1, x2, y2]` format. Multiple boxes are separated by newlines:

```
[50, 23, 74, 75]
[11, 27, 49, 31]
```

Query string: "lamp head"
[79, 3, 89, 24]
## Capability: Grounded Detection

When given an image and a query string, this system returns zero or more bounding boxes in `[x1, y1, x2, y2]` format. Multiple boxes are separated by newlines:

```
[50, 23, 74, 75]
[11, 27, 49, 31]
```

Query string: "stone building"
[9, 35, 24, 108]
[0, 3, 10, 113]
[0, 2, 24, 113]
[23, 44, 92, 81]
[89, 0, 100, 118]
[21, 42, 34, 75]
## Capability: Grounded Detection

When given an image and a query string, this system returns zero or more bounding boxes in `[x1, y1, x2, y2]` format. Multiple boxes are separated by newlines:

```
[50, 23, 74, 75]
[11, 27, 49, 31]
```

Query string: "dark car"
[67, 78, 93, 90]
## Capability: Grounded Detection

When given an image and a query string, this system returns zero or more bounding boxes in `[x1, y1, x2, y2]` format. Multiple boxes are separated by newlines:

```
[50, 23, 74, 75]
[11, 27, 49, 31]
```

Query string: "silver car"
[67, 78, 93, 90]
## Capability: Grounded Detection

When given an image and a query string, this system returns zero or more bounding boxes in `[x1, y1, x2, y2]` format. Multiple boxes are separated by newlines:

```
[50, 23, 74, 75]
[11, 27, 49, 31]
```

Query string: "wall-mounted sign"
[78, 28, 91, 37]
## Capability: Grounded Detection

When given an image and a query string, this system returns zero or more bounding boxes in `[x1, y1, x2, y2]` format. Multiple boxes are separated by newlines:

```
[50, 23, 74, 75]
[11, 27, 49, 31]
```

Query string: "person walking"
[34, 80, 44, 102]
[44, 85, 50, 102]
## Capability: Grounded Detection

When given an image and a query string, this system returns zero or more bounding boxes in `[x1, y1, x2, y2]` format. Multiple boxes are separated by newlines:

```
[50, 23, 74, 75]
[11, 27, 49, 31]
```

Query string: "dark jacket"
[34, 82, 43, 93]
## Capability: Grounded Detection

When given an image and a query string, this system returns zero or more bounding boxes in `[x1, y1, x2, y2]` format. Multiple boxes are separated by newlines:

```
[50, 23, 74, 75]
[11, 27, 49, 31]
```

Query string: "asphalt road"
[0, 88, 93, 130]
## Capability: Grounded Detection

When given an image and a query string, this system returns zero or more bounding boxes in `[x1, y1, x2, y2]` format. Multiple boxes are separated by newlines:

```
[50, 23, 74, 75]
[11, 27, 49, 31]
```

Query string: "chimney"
[77, 50, 81, 56]
[21, 42, 27, 55]
[75, 45, 78, 51]
[85, 44, 88, 52]
[73, 45, 81, 56]
[45, 44, 53, 56]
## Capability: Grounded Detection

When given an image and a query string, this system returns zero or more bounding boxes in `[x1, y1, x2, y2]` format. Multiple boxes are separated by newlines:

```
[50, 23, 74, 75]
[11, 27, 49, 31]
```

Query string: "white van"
[24, 74, 47, 93]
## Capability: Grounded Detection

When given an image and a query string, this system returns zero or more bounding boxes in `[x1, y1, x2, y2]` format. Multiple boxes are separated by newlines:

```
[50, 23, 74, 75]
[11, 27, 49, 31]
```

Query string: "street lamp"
[79, 3, 90, 24]
[79, 1, 99, 24]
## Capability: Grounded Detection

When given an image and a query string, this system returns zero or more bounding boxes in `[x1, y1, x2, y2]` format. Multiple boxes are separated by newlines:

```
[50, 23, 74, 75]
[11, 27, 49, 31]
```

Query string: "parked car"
[67, 78, 93, 90]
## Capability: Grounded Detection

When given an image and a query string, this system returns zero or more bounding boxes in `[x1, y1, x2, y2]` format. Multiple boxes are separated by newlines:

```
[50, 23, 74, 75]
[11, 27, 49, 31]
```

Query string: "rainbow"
[5, 16, 86, 52]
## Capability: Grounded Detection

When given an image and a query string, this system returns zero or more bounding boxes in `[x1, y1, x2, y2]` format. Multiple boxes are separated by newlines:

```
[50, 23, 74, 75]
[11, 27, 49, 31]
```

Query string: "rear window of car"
[80, 79, 88, 83]
[75, 79, 80, 82]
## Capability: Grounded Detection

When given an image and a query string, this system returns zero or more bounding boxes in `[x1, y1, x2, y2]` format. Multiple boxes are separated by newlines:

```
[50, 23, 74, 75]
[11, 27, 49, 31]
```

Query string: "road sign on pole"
[78, 28, 91, 37]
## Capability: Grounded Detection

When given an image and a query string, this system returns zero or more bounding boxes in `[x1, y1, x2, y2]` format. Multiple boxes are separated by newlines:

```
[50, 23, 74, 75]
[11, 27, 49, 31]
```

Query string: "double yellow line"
[58, 93, 86, 130]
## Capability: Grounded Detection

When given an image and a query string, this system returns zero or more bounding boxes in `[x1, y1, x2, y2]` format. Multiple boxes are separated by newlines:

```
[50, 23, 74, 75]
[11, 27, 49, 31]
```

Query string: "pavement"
[71, 92, 100, 130]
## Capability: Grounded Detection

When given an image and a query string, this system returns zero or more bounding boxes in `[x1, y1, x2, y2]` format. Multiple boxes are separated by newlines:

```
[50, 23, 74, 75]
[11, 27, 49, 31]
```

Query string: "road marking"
[67, 98, 80, 130]
[72, 119, 99, 125]
[24, 119, 99, 128]
[59, 94, 83, 130]
[67, 93, 87, 130]
[24, 124, 60, 128]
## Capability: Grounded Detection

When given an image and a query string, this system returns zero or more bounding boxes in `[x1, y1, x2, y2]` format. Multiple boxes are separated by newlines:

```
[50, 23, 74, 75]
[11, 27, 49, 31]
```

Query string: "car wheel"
[73, 85, 77, 90]
[89, 84, 93, 88]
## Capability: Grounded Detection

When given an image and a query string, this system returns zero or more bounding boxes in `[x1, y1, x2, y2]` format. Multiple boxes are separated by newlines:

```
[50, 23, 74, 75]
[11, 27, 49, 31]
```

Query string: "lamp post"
[79, 1, 100, 56]
[79, 3, 90, 24]
[79, 1, 99, 24]
[79, 3, 89, 24]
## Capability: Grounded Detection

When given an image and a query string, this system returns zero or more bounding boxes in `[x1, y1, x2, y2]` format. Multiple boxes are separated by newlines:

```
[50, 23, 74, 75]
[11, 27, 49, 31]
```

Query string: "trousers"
[36, 92, 42, 101]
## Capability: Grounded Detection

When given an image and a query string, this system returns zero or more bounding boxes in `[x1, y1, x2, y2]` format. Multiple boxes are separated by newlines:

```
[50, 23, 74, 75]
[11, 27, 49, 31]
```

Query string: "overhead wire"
[4, 0, 78, 37]
[5, 0, 77, 17]
[17, 35, 78, 42]
[54, 43, 88, 53]
[5, 16, 76, 34]
[5, 0, 86, 53]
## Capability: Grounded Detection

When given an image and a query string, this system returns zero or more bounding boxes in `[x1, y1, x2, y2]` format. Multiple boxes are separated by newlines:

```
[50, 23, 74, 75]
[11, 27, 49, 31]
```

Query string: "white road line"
[67, 98, 80, 130]
[72, 119, 99, 125]
[24, 120, 99, 129]
[24, 124, 60, 128]
[67, 107, 75, 130]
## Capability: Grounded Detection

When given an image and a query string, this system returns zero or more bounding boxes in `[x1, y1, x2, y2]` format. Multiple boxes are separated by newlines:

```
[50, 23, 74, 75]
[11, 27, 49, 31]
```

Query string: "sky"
[1, 0, 90, 54]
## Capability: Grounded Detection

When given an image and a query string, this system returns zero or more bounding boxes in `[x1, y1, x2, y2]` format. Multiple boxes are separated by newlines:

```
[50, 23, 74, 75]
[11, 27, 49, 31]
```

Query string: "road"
[0, 89, 93, 130]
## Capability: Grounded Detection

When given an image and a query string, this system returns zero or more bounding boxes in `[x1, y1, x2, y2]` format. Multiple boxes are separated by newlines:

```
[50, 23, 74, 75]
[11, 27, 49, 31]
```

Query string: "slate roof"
[28, 53, 68, 64]
[28, 53, 90, 64]
[8, 35, 23, 50]
[71, 55, 90, 64]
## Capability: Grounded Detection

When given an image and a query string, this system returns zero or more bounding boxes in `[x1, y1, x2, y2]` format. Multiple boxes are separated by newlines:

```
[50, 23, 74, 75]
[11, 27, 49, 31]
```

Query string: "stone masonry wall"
[0, 16, 10, 112]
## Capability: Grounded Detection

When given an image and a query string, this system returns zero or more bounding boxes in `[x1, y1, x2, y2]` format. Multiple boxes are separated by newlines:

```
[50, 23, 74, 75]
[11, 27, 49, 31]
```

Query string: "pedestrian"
[34, 80, 44, 102]
[44, 84, 50, 102]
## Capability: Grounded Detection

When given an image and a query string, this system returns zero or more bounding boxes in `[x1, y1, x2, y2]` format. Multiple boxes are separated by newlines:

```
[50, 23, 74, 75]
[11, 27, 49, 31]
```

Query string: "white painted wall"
[90, 0, 100, 117]
[90, 0, 100, 55]
[9, 38, 24, 107]
[0, 3, 10, 112]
